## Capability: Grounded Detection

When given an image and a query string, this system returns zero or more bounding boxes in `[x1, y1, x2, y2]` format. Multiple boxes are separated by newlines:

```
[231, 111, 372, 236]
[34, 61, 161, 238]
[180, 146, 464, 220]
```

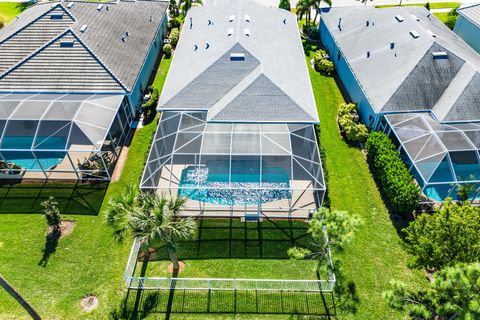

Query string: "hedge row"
[366, 132, 420, 216]
[313, 49, 334, 76]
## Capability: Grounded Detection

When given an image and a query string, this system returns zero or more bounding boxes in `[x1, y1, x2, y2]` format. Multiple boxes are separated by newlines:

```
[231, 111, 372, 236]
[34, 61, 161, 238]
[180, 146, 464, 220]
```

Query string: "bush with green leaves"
[445, 7, 459, 30]
[163, 43, 172, 57]
[304, 25, 320, 40]
[316, 59, 335, 76]
[142, 86, 159, 123]
[403, 200, 480, 271]
[337, 103, 368, 142]
[279, 0, 290, 11]
[366, 132, 420, 216]
[169, 0, 179, 19]
[41, 196, 62, 231]
[313, 49, 327, 66]
[168, 18, 181, 31]
[384, 262, 480, 320]
[169, 28, 180, 47]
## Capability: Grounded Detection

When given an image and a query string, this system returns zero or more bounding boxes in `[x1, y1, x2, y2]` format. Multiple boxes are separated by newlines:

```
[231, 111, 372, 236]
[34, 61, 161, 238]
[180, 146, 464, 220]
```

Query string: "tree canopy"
[384, 262, 480, 320]
[403, 200, 480, 270]
[279, 0, 291, 11]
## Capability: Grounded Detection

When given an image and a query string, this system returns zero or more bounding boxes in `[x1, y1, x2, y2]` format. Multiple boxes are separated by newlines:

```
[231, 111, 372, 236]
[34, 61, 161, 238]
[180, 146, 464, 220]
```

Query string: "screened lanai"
[141, 112, 325, 219]
[380, 113, 480, 202]
[0, 93, 133, 180]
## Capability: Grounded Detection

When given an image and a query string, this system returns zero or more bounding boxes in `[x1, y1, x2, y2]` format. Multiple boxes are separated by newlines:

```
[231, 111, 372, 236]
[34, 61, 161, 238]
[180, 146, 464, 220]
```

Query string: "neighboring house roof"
[321, 6, 480, 123]
[159, 0, 318, 123]
[457, 3, 480, 27]
[0, 1, 168, 93]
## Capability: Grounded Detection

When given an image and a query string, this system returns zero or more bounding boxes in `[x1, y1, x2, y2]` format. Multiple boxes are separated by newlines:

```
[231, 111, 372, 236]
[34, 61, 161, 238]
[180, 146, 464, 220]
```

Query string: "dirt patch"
[80, 295, 99, 312]
[47, 220, 76, 238]
[168, 261, 185, 273]
[138, 247, 159, 261]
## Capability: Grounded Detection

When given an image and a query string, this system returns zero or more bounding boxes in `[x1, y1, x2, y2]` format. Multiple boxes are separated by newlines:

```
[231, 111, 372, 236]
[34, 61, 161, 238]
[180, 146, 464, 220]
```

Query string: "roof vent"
[244, 28, 250, 36]
[244, 14, 250, 22]
[205, 42, 210, 49]
[149, 15, 152, 22]
[106, 6, 109, 11]
[228, 28, 234, 36]
[50, 13, 64, 19]
[283, 18, 287, 25]
[367, 51, 370, 58]
[410, 30, 420, 38]
[366, 20, 369, 27]
[208, 19, 213, 25]
[230, 53, 245, 61]
[121, 36, 126, 42]
[395, 15, 404, 22]
[432, 51, 448, 59]
[125, 31, 130, 37]
[411, 14, 420, 21]
[427, 29, 436, 37]
[97, 4, 103, 11]
[80, 24, 87, 33]
[194, 44, 198, 51]
[60, 40, 74, 48]
[67, 2, 74, 8]
[229, 15, 235, 22]
[390, 41, 395, 49]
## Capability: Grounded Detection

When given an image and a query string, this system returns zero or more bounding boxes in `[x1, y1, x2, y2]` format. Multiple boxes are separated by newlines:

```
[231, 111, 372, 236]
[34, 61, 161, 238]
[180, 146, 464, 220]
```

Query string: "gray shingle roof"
[210, 74, 316, 122]
[159, 0, 318, 123]
[163, 43, 260, 109]
[444, 72, 480, 122]
[458, 3, 480, 26]
[321, 6, 480, 123]
[0, 1, 168, 92]
[0, 31, 124, 92]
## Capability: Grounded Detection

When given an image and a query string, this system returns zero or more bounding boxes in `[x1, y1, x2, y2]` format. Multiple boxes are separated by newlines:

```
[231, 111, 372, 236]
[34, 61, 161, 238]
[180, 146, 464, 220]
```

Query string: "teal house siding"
[319, 19, 378, 128]
[454, 15, 480, 54]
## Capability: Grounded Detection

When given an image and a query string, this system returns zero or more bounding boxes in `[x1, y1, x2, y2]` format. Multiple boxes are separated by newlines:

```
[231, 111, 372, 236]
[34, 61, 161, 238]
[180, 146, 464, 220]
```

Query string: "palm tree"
[296, 0, 310, 24]
[105, 186, 197, 274]
[313, 0, 332, 24]
[0, 275, 41, 320]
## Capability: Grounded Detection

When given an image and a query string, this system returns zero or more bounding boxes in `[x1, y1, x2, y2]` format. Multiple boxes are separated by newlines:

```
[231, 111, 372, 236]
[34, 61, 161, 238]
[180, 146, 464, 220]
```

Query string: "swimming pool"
[1, 136, 66, 170]
[178, 160, 291, 205]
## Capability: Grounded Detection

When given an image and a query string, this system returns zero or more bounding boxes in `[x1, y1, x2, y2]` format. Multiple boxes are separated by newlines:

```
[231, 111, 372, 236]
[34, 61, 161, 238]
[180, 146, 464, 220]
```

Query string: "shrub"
[168, 18, 181, 31]
[142, 86, 159, 124]
[337, 103, 368, 142]
[304, 25, 320, 40]
[313, 49, 327, 66]
[169, 28, 180, 47]
[445, 8, 459, 30]
[279, 0, 291, 11]
[163, 43, 172, 57]
[366, 132, 420, 216]
[425, 2, 430, 11]
[316, 59, 334, 76]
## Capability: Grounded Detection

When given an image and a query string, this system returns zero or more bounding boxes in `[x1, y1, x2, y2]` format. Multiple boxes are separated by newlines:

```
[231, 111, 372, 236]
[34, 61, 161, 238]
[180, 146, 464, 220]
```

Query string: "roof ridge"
[0, 29, 127, 92]
[0, 3, 75, 47]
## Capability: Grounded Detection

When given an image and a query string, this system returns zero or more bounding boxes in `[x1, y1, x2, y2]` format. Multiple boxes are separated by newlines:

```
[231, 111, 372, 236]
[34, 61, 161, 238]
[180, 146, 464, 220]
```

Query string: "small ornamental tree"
[288, 208, 361, 273]
[41, 196, 61, 232]
[403, 200, 480, 271]
[163, 43, 172, 57]
[169, 28, 180, 48]
[384, 262, 480, 320]
[279, 0, 291, 11]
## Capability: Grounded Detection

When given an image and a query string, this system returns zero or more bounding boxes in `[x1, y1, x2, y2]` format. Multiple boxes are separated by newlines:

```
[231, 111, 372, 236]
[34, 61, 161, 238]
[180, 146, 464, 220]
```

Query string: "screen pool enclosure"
[0, 93, 133, 181]
[141, 112, 325, 218]
[380, 113, 480, 202]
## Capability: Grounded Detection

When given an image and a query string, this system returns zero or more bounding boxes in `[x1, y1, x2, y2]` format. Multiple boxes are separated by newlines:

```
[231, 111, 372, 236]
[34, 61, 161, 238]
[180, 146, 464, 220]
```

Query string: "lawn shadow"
[0, 181, 108, 215]
[15, 2, 32, 12]
[330, 258, 360, 317]
[38, 229, 61, 267]
[149, 217, 312, 261]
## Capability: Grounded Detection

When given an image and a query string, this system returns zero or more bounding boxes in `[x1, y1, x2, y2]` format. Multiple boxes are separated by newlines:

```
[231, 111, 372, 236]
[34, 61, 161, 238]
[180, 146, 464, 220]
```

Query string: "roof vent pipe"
[125, 31, 129, 37]
[80, 24, 87, 32]
[67, 2, 74, 8]
[208, 19, 212, 25]
[366, 20, 369, 27]
[338, 17, 342, 31]
[283, 18, 287, 25]
[367, 51, 370, 58]
[149, 15, 152, 22]
[97, 4, 103, 11]
[205, 42, 210, 49]
[121, 36, 126, 42]
[390, 41, 394, 49]
[244, 14, 250, 22]
[106, 6, 109, 11]
[229, 15, 235, 22]
[228, 28, 234, 36]
[189, 17, 193, 29]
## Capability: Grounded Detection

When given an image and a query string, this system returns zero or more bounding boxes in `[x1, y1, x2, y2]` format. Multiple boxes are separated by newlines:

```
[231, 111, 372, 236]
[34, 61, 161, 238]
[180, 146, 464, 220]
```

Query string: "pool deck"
[155, 164, 317, 219]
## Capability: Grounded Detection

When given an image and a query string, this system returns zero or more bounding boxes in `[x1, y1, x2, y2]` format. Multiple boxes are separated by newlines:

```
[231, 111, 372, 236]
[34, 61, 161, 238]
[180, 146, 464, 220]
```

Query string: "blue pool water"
[1, 136, 66, 170]
[178, 160, 291, 205]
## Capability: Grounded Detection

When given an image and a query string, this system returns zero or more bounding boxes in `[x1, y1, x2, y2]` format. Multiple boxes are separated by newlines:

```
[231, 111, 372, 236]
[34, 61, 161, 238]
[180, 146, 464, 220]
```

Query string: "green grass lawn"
[0, 2, 29, 24]
[434, 12, 449, 23]
[375, 2, 460, 9]
[305, 43, 426, 319]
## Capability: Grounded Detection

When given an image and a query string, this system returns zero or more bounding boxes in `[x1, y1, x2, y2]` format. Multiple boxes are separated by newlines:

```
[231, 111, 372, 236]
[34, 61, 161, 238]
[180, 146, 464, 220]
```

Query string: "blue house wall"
[454, 15, 480, 54]
[127, 13, 168, 111]
[319, 19, 378, 128]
